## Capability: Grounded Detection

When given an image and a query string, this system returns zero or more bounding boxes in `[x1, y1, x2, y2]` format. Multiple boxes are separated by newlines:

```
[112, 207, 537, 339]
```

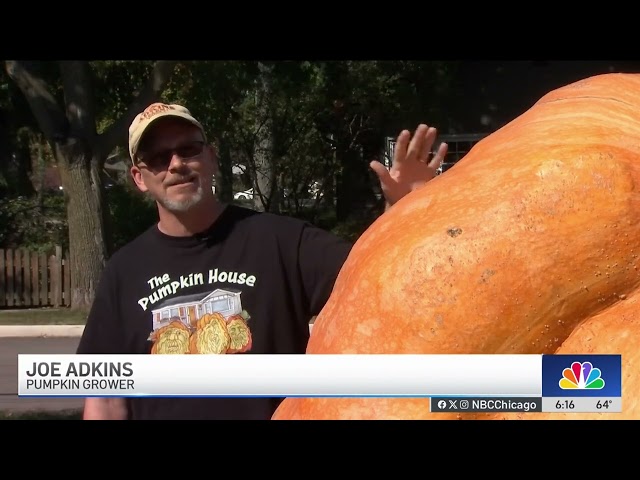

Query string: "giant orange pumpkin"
[272, 73, 640, 420]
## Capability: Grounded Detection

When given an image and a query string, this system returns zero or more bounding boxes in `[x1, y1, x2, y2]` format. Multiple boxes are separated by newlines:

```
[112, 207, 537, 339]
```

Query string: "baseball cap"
[128, 103, 207, 163]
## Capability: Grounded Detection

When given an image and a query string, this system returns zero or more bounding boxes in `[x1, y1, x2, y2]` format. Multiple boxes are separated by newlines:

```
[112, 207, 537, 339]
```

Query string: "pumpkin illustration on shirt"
[189, 313, 231, 354]
[225, 314, 252, 353]
[150, 321, 192, 354]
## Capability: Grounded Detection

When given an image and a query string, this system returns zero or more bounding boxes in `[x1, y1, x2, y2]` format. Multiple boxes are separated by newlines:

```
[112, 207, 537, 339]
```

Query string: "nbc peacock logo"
[559, 361, 605, 390]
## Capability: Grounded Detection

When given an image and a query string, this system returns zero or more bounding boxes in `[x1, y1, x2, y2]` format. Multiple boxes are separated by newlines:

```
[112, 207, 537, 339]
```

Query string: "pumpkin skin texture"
[485, 289, 640, 420]
[272, 73, 640, 420]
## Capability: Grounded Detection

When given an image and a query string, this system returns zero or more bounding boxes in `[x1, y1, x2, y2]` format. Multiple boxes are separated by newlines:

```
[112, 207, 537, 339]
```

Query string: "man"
[77, 102, 448, 420]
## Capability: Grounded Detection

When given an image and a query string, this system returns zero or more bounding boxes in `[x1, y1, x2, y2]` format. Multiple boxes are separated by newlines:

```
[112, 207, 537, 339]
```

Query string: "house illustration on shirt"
[150, 288, 243, 331]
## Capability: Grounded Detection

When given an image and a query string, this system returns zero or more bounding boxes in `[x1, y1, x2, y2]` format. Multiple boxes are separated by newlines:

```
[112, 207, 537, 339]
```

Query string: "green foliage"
[0, 192, 68, 253]
[329, 217, 376, 244]
[91, 61, 156, 134]
[3, 60, 461, 258]
[293, 205, 378, 244]
[0, 180, 159, 256]
[105, 180, 158, 253]
[0, 72, 10, 107]
[159, 62, 196, 106]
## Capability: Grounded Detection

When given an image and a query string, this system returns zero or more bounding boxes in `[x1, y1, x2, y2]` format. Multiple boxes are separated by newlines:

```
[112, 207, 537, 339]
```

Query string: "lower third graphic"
[431, 397, 541, 413]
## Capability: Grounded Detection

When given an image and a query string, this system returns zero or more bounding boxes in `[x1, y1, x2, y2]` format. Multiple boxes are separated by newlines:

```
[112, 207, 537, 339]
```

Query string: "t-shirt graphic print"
[138, 256, 258, 354]
[148, 286, 253, 354]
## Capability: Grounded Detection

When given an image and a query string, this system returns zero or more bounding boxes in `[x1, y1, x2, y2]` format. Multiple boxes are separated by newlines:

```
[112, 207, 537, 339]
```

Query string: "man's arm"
[76, 261, 129, 419]
[83, 398, 128, 420]
[298, 224, 352, 318]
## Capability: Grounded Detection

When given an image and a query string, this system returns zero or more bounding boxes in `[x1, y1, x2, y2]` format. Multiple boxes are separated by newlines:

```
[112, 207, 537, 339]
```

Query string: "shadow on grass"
[0, 409, 82, 420]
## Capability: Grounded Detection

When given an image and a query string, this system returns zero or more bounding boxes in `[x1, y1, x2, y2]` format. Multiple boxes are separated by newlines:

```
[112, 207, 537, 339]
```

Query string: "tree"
[5, 60, 179, 310]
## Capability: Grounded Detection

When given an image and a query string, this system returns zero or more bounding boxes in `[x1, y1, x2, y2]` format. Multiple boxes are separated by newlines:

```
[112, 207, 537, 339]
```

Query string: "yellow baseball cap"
[128, 103, 207, 163]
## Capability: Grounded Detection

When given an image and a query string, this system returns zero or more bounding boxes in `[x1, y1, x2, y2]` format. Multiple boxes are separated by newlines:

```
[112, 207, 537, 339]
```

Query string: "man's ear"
[130, 165, 148, 193]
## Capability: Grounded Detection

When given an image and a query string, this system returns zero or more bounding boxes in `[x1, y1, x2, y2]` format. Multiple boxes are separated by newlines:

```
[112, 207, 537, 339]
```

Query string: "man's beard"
[156, 181, 206, 213]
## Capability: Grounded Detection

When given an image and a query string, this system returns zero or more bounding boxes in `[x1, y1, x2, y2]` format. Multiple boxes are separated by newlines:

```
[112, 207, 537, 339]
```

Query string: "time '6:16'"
[556, 400, 575, 409]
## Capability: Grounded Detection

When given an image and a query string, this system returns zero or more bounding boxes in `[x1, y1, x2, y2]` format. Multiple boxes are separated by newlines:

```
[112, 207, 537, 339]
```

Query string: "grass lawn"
[0, 308, 87, 325]
[0, 409, 82, 420]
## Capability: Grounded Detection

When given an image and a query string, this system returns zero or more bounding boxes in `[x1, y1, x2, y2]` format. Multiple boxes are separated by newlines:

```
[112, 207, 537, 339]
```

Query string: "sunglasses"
[137, 140, 206, 170]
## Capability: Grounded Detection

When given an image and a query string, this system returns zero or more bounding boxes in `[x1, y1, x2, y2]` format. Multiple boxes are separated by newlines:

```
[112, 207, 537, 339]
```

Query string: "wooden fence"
[0, 246, 70, 307]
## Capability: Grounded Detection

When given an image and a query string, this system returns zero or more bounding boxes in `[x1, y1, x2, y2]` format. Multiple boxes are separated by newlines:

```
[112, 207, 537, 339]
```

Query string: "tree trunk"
[34, 137, 45, 209]
[5, 59, 180, 310]
[56, 141, 108, 310]
[253, 62, 278, 213]
[0, 109, 10, 197]
[335, 139, 358, 222]
[216, 137, 233, 203]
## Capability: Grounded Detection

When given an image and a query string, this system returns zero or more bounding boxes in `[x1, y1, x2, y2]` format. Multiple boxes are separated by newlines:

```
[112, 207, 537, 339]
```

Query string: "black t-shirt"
[76, 204, 352, 420]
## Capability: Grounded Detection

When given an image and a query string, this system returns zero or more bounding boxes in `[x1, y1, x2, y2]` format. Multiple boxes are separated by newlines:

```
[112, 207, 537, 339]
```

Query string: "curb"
[0, 325, 85, 338]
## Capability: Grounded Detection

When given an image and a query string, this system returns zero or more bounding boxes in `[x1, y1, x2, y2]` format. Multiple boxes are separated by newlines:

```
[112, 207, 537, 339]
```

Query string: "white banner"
[18, 354, 542, 397]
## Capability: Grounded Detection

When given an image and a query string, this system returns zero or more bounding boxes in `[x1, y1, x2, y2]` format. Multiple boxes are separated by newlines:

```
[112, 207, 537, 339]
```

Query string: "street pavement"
[0, 337, 84, 413]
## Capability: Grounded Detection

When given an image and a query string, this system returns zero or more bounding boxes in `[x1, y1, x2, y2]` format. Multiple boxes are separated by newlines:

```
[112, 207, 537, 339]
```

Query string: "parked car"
[233, 188, 253, 200]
